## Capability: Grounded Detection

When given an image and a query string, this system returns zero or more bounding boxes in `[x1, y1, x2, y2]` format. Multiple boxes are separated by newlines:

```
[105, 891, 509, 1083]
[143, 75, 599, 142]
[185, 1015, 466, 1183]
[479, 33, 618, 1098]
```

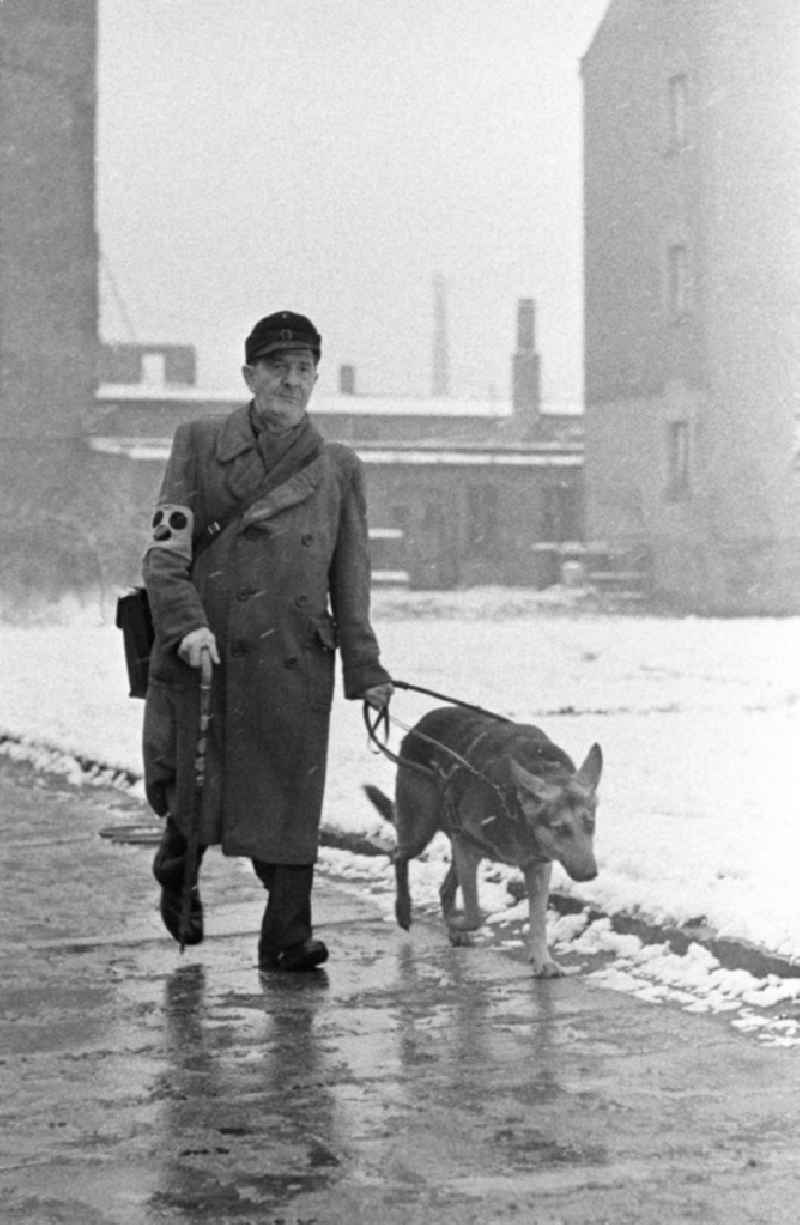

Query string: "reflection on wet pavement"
[3, 758, 800, 1224]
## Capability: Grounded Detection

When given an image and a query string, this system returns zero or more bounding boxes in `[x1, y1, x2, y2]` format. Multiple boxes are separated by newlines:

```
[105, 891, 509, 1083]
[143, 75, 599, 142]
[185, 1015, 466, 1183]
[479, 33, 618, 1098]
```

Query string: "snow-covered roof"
[86, 436, 582, 466]
[95, 384, 583, 418]
[316, 393, 511, 418]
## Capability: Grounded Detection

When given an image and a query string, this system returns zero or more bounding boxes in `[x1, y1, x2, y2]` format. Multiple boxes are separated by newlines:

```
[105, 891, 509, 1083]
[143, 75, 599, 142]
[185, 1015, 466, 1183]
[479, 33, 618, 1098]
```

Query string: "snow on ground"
[2, 586, 799, 1044]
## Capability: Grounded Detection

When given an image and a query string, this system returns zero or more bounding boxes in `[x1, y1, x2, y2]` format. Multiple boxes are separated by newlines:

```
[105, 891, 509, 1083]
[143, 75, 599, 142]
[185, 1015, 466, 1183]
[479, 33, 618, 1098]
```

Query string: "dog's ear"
[575, 743, 603, 792]
[509, 757, 563, 806]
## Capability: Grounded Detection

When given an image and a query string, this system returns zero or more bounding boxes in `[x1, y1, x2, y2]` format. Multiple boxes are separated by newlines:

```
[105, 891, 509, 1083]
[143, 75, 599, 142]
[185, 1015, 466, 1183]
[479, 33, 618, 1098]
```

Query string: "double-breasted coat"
[142, 405, 391, 864]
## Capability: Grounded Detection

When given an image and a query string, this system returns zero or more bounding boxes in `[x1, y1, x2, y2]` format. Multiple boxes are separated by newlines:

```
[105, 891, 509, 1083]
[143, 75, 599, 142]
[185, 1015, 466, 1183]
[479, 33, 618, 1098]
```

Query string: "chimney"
[339, 364, 356, 395]
[511, 297, 541, 435]
[517, 297, 535, 351]
[432, 272, 449, 396]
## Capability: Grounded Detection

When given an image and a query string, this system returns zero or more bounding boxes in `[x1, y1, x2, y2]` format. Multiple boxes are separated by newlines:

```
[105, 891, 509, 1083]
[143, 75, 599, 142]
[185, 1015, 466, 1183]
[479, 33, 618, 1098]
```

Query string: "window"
[391, 505, 409, 536]
[668, 74, 688, 149]
[667, 420, 690, 499]
[466, 484, 498, 556]
[141, 352, 166, 386]
[667, 243, 690, 318]
[541, 482, 579, 542]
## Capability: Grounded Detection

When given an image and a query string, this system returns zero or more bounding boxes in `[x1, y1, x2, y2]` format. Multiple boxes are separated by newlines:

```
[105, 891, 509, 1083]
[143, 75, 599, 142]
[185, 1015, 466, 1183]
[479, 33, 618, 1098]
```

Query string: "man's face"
[243, 346, 318, 430]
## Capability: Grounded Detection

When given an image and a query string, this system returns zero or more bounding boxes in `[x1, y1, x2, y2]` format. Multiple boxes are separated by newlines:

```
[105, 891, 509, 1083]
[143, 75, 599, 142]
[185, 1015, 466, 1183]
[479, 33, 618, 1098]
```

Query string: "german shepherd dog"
[365, 706, 602, 977]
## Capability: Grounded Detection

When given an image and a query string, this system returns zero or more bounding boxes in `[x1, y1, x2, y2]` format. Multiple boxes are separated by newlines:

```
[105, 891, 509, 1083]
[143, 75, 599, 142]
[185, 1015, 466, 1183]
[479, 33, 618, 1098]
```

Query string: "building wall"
[0, 0, 99, 601]
[582, 0, 800, 610]
[582, 0, 707, 406]
[700, 0, 800, 549]
[362, 462, 582, 589]
[0, 0, 98, 441]
[98, 344, 197, 387]
[90, 441, 582, 594]
[582, 381, 724, 600]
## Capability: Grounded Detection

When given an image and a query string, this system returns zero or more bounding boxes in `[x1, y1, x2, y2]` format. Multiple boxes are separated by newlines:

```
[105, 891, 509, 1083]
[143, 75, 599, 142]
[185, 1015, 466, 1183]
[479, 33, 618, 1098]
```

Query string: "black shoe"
[160, 885, 204, 945]
[261, 938, 328, 972]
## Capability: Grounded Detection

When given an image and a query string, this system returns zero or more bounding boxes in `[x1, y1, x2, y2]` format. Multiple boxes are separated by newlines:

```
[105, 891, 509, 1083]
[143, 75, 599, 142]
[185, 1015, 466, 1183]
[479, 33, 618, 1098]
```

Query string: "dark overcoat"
[142, 405, 391, 864]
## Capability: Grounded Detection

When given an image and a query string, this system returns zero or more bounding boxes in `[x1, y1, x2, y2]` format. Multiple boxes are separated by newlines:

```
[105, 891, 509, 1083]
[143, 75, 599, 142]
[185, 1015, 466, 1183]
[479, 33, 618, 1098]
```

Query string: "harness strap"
[363, 685, 555, 867]
[363, 703, 518, 830]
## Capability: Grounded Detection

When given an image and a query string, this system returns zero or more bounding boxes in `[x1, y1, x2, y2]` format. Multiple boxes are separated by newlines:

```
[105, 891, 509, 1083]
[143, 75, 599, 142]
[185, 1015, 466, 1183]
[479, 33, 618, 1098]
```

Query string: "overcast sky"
[97, 0, 609, 400]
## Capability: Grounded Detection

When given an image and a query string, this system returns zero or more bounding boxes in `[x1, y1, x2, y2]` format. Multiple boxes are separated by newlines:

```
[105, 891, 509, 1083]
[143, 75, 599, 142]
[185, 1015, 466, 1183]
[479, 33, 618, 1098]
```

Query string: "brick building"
[582, 0, 800, 611]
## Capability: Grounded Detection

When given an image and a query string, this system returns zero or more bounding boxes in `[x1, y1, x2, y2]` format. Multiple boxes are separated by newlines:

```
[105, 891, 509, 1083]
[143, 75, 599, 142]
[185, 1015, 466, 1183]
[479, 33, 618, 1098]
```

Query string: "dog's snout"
[565, 858, 597, 883]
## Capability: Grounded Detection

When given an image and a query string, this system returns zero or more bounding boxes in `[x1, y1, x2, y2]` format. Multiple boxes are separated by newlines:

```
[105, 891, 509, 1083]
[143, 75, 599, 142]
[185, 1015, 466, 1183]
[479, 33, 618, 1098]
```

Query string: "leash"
[362, 675, 510, 784]
[389, 679, 511, 724]
[179, 647, 213, 953]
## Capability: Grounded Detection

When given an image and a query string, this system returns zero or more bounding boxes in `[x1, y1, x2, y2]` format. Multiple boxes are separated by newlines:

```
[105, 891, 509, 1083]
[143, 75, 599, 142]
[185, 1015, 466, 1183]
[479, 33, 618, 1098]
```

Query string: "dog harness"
[364, 700, 550, 866]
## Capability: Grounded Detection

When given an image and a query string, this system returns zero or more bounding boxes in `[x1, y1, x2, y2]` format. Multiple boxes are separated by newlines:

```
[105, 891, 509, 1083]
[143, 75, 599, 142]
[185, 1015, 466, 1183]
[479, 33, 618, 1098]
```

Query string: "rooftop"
[96, 385, 583, 418]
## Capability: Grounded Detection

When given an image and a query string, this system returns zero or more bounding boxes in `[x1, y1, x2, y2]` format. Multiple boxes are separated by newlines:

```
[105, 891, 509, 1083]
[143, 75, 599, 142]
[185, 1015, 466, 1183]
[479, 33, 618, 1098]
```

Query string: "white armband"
[146, 503, 194, 560]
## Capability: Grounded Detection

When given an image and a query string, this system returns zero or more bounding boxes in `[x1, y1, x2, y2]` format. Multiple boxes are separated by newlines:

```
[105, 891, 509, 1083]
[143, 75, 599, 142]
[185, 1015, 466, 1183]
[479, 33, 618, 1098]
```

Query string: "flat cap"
[245, 311, 322, 364]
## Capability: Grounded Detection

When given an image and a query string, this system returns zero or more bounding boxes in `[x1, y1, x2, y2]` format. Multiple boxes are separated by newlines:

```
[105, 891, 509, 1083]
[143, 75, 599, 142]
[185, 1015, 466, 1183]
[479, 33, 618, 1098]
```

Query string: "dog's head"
[509, 744, 602, 882]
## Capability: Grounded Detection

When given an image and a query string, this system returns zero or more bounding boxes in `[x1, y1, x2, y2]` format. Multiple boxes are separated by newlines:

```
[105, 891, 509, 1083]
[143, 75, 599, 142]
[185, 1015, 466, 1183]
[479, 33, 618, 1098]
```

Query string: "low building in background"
[89, 301, 585, 591]
[98, 343, 197, 388]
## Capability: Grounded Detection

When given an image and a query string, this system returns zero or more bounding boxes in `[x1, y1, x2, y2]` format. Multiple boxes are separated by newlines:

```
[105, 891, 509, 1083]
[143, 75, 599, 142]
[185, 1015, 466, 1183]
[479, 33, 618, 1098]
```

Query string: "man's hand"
[363, 682, 394, 711]
[178, 627, 220, 668]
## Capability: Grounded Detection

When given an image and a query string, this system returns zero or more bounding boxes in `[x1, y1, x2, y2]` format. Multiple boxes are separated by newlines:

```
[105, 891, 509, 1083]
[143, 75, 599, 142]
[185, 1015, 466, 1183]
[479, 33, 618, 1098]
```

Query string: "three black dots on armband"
[152, 508, 188, 543]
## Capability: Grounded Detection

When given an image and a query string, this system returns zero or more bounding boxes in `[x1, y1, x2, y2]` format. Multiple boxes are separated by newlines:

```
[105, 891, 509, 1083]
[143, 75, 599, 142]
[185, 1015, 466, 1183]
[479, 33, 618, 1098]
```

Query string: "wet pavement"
[2, 757, 799, 1224]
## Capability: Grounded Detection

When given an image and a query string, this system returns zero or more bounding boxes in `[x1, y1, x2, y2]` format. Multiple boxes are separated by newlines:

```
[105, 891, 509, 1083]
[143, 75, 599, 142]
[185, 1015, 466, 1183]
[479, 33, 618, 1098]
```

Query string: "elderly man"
[142, 310, 392, 971]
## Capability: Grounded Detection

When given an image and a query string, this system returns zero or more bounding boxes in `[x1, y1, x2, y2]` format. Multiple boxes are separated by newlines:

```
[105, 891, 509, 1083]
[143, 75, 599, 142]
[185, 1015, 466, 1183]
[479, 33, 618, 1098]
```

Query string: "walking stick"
[178, 645, 213, 953]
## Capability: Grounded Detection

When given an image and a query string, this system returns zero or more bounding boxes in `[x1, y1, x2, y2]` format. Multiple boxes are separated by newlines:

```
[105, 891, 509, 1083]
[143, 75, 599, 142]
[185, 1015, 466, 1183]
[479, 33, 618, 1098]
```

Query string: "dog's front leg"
[523, 861, 562, 977]
[446, 837, 484, 946]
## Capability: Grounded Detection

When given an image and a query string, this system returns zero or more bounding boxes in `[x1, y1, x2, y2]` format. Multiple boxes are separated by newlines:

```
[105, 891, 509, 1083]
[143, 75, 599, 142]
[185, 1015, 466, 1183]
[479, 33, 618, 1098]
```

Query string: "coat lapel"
[214, 404, 324, 511]
[242, 454, 325, 525]
[215, 404, 266, 504]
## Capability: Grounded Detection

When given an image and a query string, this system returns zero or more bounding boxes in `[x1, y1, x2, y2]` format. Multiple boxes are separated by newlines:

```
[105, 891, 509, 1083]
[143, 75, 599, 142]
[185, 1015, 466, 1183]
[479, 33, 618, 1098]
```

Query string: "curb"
[509, 882, 800, 983]
[98, 821, 394, 861]
[328, 835, 800, 983]
[329, 834, 800, 983]
[5, 735, 798, 983]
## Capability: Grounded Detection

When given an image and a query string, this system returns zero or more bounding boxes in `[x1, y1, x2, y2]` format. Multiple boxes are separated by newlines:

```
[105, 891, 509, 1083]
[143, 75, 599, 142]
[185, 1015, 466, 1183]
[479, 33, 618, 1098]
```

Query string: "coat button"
[284, 655, 299, 669]
[301, 533, 313, 547]
[236, 587, 252, 602]
[295, 594, 309, 607]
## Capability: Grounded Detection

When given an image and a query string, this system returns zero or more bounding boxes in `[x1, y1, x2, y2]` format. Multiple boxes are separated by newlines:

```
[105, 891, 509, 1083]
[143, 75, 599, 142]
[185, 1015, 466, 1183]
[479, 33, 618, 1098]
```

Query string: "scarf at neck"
[248, 406, 324, 493]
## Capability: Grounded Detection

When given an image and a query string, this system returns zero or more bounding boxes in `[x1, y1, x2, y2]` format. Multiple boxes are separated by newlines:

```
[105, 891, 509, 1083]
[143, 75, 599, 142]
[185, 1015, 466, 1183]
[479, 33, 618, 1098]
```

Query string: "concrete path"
[1, 756, 799, 1224]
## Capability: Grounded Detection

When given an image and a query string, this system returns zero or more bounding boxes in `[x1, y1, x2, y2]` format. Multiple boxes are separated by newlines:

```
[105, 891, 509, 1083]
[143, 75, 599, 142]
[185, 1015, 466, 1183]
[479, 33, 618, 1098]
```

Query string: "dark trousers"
[252, 860, 314, 959]
[153, 818, 313, 956]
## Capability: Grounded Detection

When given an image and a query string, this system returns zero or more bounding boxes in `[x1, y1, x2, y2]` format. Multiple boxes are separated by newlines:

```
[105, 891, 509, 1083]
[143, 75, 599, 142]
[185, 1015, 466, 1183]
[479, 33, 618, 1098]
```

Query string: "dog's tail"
[363, 783, 395, 825]
[363, 784, 412, 929]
